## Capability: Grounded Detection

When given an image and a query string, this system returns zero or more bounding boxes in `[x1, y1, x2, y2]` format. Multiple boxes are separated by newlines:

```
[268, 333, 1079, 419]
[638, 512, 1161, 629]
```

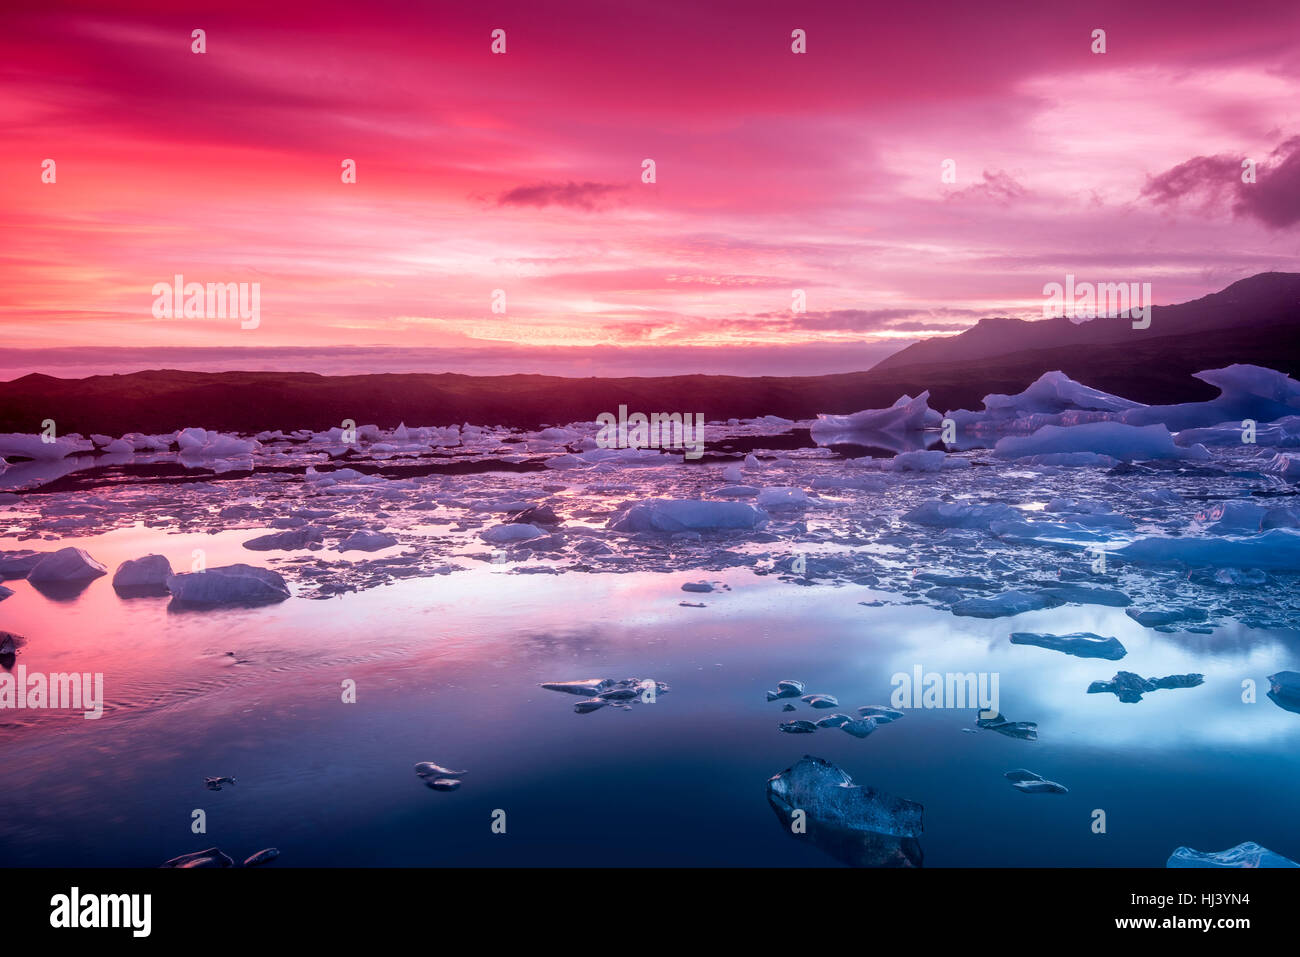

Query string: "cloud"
[946, 169, 1027, 205]
[497, 181, 625, 211]
[1141, 137, 1300, 228]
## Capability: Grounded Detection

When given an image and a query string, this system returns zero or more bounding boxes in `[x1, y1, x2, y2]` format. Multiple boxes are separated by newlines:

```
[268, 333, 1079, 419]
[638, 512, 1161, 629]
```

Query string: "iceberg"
[481, 523, 547, 544]
[1087, 671, 1204, 702]
[976, 711, 1038, 741]
[243, 528, 324, 551]
[766, 755, 924, 867]
[1167, 841, 1299, 868]
[608, 499, 769, 533]
[338, 530, 398, 552]
[27, 547, 108, 583]
[1123, 364, 1300, 432]
[994, 422, 1208, 463]
[1177, 414, 1300, 448]
[884, 450, 969, 472]
[112, 554, 173, 595]
[0, 432, 94, 461]
[166, 563, 291, 607]
[1004, 769, 1068, 794]
[946, 371, 1143, 435]
[903, 500, 1018, 530]
[1113, 528, 1300, 570]
[811, 392, 939, 436]
[1009, 631, 1127, 660]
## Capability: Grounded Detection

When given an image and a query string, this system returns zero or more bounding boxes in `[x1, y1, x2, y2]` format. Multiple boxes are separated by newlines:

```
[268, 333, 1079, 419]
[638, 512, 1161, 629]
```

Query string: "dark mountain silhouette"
[1, 273, 1296, 436]
[872, 272, 1300, 371]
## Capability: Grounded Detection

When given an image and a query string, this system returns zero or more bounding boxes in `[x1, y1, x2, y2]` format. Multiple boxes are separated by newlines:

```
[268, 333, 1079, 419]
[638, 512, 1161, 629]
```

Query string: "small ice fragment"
[1009, 632, 1127, 660]
[1167, 841, 1298, 868]
[857, 705, 904, 722]
[814, 713, 852, 728]
[840, 717, 878, 738]
[243, 848, 280, 867]
[766, 755, 924, 867]
[27, 547, 107, 583]
[801, 693, 839, 709]
[778, 720, 818, 734]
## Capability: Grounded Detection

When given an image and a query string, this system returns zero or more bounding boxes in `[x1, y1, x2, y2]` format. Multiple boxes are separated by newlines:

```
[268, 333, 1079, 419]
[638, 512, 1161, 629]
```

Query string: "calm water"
[2, 524, 1297, 867]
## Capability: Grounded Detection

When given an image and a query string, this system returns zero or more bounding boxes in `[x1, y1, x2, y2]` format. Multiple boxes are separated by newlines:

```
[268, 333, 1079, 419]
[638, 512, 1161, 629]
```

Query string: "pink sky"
[2, 0, 1298, 375]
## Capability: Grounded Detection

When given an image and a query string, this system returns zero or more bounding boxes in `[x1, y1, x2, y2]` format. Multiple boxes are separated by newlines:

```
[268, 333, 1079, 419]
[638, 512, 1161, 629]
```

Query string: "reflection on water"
[1, 524, 1297, 867]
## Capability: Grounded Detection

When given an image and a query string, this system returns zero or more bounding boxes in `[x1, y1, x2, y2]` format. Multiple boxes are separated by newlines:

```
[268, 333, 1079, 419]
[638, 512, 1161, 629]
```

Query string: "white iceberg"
[811, 392, 939, 436]
[609, 499, 769, 533]
[166, 563, 291, 606]
[994, 422, 1208, 462]
[0, 433, 94, 461]
[28, 546, 108, 583]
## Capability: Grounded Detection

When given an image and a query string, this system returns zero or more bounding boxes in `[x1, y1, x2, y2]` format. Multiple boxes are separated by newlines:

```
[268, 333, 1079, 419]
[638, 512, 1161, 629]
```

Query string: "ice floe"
[1167, 841, 1298, 868]
[766, 755, 924, 867]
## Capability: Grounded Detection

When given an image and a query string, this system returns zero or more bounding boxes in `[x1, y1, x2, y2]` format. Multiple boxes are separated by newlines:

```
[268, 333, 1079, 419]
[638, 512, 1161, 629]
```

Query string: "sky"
[2, 0, 1299, 378]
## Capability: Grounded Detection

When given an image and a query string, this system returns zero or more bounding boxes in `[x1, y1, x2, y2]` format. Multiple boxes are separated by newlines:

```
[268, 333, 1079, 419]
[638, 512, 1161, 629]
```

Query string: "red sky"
[2, 0, 1299, 376]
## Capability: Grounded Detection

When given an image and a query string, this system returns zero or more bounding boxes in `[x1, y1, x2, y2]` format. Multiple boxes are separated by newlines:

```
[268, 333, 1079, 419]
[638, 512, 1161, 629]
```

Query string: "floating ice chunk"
[481, 523, 547, 544]
[765, 679, 805, 701]
[811, 391, 938, 436]
[540, 679, 612, 697]
[756, 487, 808, 509]
[0, 550, 43, 579]
[976, 711, 1038, 740]
[1126, 607, 1207, 628]
[162, 847, 235, 868]
[1013, 452, 1120, 467]
[779, 720, 818, 733]
[1268, 671, 1300, 701]
[27, 546, 107, 583]
[951, 590, 1062, 618]
[945, 372, 1144, 436]
[1177, 415, 1300, 448]
[608, 499, 769, 533]
[1167, 841, 1299, 868]
[243, 848, 280, 867]
[814, 713, 852, 728]
[858, 705, 904, 722]
[545, 447, 666, 469]
[243, 528, 324, 551]
[0, 433, 93, 460]
[810, 475, 888, 490]
[112, 554, 173, 594]
[989, 519, 1111, 543]
[841, 717, 878, 738]
[801, 693, 839, 709]
[166, 563, 290, 607]
[1009, 631, 1127, 659]
[176, 428, 261, 459]
[1265, 452, 1300, 479]
[1004, 770, 1068, 794]
[721, 465, 743, 482]
[1114, 528, 1300, 569]
[884, 450, 969, 472]
[995, 422, 1208, 463]
[1124, 365, 1300, 432]
[508, 505, 560, 526]
[903, 500, 1017, 529]
[766, 755, 924, 867]
[710, 484, 760, 498]
[1087, 671, 1203, 702]
[338, 530, 398, 552]
[681, 581, 713, 593]
[987, 372, 1142, 415]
